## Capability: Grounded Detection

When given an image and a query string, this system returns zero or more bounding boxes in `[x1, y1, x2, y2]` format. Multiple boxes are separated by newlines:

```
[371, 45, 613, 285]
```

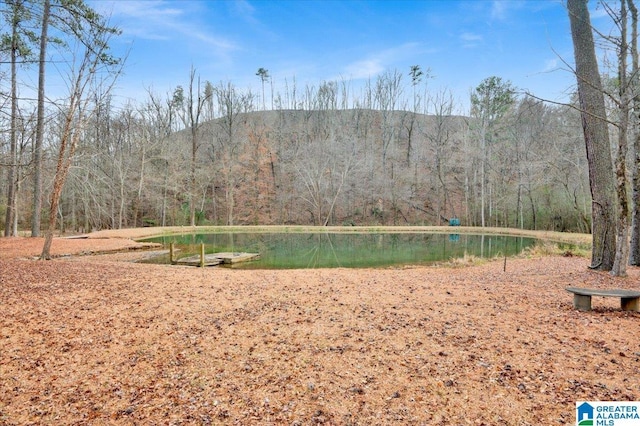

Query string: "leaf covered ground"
[1, 235, 639, 425]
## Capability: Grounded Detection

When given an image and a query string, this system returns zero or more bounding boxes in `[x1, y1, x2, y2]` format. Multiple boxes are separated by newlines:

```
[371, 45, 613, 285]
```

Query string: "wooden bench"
[565, 287, 640, 312]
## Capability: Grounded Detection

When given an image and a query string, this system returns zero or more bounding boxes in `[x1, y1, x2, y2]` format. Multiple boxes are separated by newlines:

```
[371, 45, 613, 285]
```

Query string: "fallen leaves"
[1, 239, 639, 424]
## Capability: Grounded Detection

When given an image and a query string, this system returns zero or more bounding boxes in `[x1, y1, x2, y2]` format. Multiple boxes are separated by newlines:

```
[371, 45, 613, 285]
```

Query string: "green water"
[140, 232, 536, 269]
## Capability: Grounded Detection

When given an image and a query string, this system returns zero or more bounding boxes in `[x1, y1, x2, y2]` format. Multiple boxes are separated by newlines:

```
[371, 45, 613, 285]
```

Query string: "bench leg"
[621, 297, 640, 311]
[573, 294, 592, 311]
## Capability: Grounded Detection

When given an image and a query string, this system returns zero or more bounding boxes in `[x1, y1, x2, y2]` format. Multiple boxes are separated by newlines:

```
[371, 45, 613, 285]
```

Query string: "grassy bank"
[88, 225, 591, 248]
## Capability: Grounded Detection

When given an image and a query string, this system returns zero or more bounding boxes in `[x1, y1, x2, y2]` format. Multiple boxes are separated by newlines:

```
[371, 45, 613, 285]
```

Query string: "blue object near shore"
[449, 218, 460, 226]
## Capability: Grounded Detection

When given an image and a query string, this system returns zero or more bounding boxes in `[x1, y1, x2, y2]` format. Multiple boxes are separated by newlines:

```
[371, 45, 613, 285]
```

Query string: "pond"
[140, 232, 537, 269]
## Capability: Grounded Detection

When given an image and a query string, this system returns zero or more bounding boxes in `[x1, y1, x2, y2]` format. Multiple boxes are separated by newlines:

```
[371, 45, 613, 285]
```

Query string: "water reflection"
[142, 232, 536, 269]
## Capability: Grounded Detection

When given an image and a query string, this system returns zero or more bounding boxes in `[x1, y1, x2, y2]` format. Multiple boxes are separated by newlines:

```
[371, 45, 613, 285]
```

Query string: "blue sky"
[89, 0, 613, 114]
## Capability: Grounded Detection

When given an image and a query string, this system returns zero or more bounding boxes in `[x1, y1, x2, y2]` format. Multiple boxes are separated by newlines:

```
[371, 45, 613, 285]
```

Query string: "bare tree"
[425, 89, 458, 224]
[3, 4, 19, 236]
[140, 88, 182, 226]
[173, 67, 210, 226]
[210, 81, 254, 225]
[27, 0, 109, 236]
[2, 0, 36, 236]
[509, 98, 557, 230]
[41, 14, 121, 259]
[470, 76, 515, 227]
[31, 0, 50, 237]
[292, 116, 358, 226]
[374, 70, 403, 169]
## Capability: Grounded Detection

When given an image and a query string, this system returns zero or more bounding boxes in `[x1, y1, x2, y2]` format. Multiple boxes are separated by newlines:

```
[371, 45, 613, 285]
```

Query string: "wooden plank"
[214, 252, 260, 264]
[175, 254, 224, 266]
[174, 252, 259, 267]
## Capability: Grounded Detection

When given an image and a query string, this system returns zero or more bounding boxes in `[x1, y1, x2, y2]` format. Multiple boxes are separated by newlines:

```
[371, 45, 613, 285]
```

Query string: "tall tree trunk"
[42, 105, 80, 259]
[4, 4, 19, 237]
[41, 12, 121, 258]
[191, 126, 197, 226]
[480, 123, 486, 227]
[628, 0, 640, 265]
[32, 0, 50, 237]
[612, 0, 630, 276]
[567, 0, 617, 270]
[134, 144, 146, 227]
[174, 67, 208, 226]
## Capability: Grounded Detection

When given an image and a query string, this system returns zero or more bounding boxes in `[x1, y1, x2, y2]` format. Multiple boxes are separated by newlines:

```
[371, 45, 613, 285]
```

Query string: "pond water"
[140, 232, 537, 269]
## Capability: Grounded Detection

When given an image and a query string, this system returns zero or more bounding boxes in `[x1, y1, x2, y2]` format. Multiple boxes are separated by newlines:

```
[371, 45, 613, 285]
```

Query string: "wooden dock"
[174, 252, 260, 267]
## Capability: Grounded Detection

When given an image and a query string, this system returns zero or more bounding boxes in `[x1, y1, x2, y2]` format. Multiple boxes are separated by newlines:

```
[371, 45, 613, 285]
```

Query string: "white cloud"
[542, 58, 558, 73]
[460, 32, 483, 42]
[99, 1, 237, 54]
[490, 0, 527, 21]
[491, 1, 508, 20]
[341, 42, 426, 80]
[460, 32, 483, 48]
[231, 0, 257, 21]
[99, 1, 183, 40]
[345, 59, 385, 80]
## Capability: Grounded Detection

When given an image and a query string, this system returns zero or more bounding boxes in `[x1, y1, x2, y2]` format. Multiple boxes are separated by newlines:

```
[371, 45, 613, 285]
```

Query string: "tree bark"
[174, 67, 208, 226]
[31, 0, 50, 237]
[4, 2, 20, 237]
[567, 0, 617, 270]
[42, 101, 79, 259]
[628, 0, 640, 265]
[41, 9, 122, 259]
[611, 0, 630, 277]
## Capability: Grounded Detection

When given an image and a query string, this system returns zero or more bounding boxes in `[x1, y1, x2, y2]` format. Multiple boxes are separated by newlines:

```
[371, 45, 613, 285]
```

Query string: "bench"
[565, 287, 640, 312]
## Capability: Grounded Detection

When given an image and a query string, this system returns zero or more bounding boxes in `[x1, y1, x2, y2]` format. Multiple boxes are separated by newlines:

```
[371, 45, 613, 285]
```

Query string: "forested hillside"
[0, 0, 594, 235]
[1, 83, 592, 233]
[0, 1, 600, 236]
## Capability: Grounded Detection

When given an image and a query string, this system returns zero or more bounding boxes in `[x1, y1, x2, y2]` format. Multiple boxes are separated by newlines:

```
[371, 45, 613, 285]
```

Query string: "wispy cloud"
[460, 32, 483, 48]
[490, 1, 508, 20]
[542, 58, 559, 73]
[102, 1, 237, 54]
[86, 0, 575, 111]
[227, 0, 278, 42]
[460, 32, 482, 42]
[342, 42, 426, 80]
[345, 59, 385, 80]
[99, 1, 181, 40]
[231, 0, 257, 23]
[490, 0, 527, 21]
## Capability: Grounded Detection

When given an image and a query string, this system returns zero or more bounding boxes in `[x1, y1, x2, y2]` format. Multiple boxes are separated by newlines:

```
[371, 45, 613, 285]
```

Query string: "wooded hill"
[0, 0, 593, 236]
[31, 97, 589, 233]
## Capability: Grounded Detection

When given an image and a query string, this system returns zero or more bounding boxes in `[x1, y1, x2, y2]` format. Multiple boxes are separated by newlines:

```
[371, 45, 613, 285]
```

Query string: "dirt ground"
[1, 231, 639, 425]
